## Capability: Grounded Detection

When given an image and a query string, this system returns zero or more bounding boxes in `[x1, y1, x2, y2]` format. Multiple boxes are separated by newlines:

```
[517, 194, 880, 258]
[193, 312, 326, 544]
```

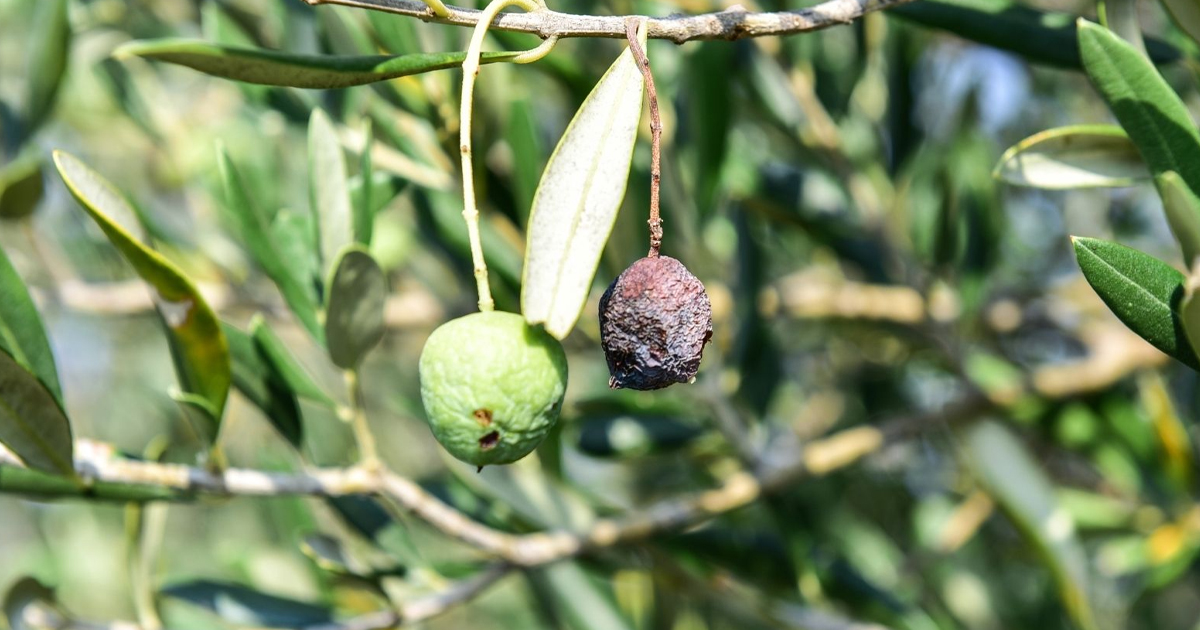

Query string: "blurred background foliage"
[5, 0, 1200, 628]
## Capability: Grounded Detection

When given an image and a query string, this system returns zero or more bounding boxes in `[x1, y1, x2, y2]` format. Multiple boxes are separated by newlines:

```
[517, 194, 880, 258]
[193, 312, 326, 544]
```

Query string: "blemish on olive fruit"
[599, 255, 713, 390]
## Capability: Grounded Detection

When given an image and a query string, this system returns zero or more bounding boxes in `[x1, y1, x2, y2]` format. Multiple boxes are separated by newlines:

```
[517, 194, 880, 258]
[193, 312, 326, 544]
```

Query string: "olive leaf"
[993, 125, 1148, 189]
[1159, 0, 1200, 49]
[522, 30, 647, 340]
[114, 39, 519, 89]
[1078, 20, 1200, 194]
[23, 0, 71, 138]
[310, 109, 354, 272]
[324, 246, 387, 369]
[54, 151, 231, 428]
[0, 245, 62, 405]
[0, 153, 45, 220]
[1155, 171, 1200, 265]
[1072, 236, 1199, 369]
[218, 147, 323, 341]
[0, 348, 73, 478]
[223, 321, 303, 447]
[963, 421, 1100, 630]
[250, 316, 334, 406]
[162, 580, 334, 628]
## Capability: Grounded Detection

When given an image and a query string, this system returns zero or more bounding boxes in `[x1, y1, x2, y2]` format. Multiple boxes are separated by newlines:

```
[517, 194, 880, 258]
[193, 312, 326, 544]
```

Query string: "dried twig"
[297, 0, 917, 43]
[625, 19, 663, 256]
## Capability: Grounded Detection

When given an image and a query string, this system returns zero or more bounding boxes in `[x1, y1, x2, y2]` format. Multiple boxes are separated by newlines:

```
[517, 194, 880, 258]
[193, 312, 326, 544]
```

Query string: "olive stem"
[459, 0, 557, 312]
[625, 19, 662, 257]
[344, 370, 380, 469]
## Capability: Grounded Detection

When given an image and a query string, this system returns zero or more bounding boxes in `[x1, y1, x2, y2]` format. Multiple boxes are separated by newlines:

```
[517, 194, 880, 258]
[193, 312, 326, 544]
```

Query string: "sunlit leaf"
[222, 321, 303, 447]
[1078, 20, 1200, 194]
[1155, 171, 1200, 264]
[162, 580, 333, 628]
[310, 109, 354, 272]
[0, 348, 73, 477]
[891, 0, 1178, 68]
[324, 246, 387, 369]
[993, 125, 1148, 189]
[114, 39, 519, 89]
[23, 0, 71, 137]
[0, 246, 61, 405]
[963, 421, 1101, 630]
[522, 33, 646, 339]
[0, 153, 44, 220]
[54, 151, 231, 422]
[1072, 236, 1198, 369]
[218, 147, 323, 341]
[249, 316, 334, 406]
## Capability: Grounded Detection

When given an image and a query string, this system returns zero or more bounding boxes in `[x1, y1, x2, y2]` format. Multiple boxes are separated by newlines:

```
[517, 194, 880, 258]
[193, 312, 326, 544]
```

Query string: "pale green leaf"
[324, 246, 387, 369]
[522, 35, 646, 339]
[993, 125, 1148, 189]
[1155, 171, 1200, 264]
[54, 151, 231, 422]
[114, 39, 518, 89]
[24, 0, 70, 136]
[310, 109, 354, 272]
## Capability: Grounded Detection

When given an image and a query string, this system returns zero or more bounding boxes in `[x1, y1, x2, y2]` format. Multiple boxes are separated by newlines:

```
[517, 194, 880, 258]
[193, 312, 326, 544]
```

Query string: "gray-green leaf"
[1072, 236, 1198, 369]
[993, 125, 1148, 189]
[522, 35, 646, 340]
[310, 109, 354, 272]
[114, 39, 519, 89]
[324, 246, 387, 369]
[218, 147, 323, 341]
[223, 321, 303, 447]
[1155, 171, 1200, 265]
[55, 151, 232, 423]
[250, 315, 334, 406]
[0, 246, 61, 405]
[0, 348, 73, 477]
[355, 121, 374, 246]
[964, 421, 1100, 630]
[1078, 19, 1200, 194]
[162, 580, 333, 628]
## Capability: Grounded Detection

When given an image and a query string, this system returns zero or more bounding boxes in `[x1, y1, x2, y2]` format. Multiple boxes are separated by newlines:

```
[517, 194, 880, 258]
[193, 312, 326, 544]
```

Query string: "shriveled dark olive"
[598, 255, 713, 390]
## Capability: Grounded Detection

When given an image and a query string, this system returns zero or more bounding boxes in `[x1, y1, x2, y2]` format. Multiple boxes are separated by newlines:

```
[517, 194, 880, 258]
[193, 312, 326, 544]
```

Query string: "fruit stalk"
[625, 19, 662, 257]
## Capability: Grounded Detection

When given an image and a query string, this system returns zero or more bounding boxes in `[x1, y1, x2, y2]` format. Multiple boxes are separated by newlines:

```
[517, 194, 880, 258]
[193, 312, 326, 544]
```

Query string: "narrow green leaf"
[4, 577, 63, 630]
[522, 35, 646, 340]
[249, 315, 334, 406]
[0, 247, 61, 405]
[506, 98, 544, 224]
[1078, 19, 1200, 194]
[114, 39, 519, 89]
[23, 0, 71, 136]
[324, 246, 387, 369]
[162, 580, 333, 628]
[0, 153, 45, 220]
[355, 121, 374, 246]
[218, 147, 323, 341]
[310, 109, 354, 272]
[964, 421, 1100, 630]
[1160, 0, 1200, 49]
[223, 321, 303, 447]
[170, 389, 220, 445]
[1072, 236, 1198, 369]
[1155, 171, 1200, 265]
[890, 0, 1178, 68]
[993, 125, 1148, 189]
[0, 348, 73, 477]
[54, 151, 232, 421]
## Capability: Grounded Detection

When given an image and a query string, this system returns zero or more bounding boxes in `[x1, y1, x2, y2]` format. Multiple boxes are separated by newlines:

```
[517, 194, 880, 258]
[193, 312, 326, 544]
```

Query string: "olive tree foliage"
[4, 0, 1200, 628]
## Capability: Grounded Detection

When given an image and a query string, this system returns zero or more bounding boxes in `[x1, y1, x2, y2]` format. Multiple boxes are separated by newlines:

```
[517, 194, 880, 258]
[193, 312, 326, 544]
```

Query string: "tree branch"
[297, 0, 916, 43]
